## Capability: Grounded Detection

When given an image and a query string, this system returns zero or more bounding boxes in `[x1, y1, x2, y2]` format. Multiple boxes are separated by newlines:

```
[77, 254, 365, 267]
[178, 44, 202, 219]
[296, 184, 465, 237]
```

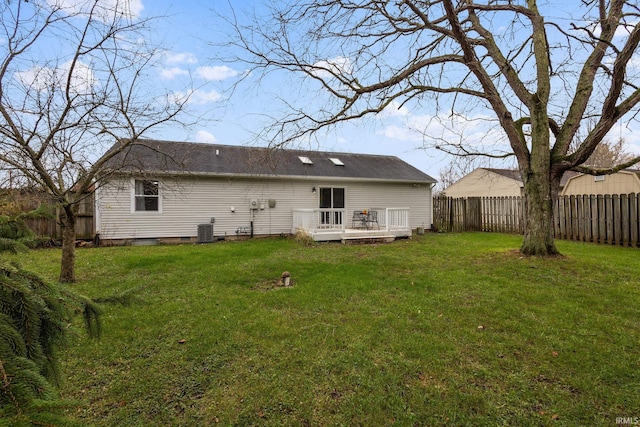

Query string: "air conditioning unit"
[197, 224, 214, 243]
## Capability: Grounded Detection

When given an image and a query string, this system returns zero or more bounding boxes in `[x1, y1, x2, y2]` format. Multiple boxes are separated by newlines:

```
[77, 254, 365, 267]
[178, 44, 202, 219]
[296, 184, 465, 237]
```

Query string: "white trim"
[131, 178, 163, 214]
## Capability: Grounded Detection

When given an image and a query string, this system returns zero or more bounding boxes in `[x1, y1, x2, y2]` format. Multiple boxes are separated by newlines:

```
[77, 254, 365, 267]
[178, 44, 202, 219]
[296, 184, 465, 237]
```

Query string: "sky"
[19, 0, 640, 182]
[109, 0, 505, 180]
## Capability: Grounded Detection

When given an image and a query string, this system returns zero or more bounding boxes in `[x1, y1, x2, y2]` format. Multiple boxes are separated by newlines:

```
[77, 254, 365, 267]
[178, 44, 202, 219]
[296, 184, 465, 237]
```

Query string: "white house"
[95, 139, 437, 244]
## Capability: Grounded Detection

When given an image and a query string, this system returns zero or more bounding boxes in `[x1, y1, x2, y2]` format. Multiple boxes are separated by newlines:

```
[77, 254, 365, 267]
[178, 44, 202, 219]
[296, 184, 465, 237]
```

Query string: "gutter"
[107, 169, 437, 185]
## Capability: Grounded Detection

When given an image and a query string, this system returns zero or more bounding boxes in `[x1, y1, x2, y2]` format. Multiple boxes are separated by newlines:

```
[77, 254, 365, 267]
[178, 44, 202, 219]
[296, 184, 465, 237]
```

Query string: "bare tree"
[220, 0, 640, 255]
[583, 137, 636, 168]
[435, 156, 496, 195]
[0, 0, 189, 282]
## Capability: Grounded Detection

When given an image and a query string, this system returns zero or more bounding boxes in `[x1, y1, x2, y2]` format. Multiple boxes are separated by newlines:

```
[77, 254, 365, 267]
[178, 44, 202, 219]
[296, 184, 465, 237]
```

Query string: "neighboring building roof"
[443, 167, 580, 198]
[102, 139, 436, 183]
[459, 168, 579, 188]
[483, 168, 522, 182]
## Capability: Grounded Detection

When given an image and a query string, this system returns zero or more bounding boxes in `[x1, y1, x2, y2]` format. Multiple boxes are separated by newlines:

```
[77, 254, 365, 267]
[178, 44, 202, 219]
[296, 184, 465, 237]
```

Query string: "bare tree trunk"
[59, 204, 77, 283]
[520, 165, 558, 256]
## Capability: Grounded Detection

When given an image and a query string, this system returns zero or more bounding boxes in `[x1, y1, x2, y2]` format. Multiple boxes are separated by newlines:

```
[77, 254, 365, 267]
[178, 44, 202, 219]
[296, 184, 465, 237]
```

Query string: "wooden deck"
[303, 227, 411, 243]
[292, 207, 412, 243]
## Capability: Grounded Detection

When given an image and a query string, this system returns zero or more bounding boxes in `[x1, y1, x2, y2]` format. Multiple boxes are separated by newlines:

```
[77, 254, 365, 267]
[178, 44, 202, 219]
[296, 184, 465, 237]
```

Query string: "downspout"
[250, 208, 254, 238]
[94, 184, 101, 246]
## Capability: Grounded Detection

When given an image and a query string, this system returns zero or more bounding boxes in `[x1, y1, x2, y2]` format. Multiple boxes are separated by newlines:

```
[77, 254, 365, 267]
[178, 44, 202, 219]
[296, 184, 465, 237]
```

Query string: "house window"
[594, 175, 605, 182]
[134, 179, 160, 212]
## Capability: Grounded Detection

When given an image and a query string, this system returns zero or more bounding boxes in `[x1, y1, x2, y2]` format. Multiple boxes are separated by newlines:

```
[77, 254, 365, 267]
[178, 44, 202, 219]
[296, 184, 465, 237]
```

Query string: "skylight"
[329, 157, 344, 166]
[298, 156, 313, 165]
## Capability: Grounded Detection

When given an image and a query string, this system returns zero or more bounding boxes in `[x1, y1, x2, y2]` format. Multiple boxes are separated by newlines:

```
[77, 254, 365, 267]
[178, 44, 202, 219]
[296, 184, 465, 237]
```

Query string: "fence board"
[621, 194, 630, 246]
[597, 195, 606, 244]
[613, 195, 621, 245]
[590, 195, 598, 243]
[631, 194, 638, 247]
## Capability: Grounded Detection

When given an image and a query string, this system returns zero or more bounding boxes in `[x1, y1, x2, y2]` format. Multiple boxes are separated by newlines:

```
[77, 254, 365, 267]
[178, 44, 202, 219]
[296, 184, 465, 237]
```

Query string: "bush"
[0, 205, 100, 425]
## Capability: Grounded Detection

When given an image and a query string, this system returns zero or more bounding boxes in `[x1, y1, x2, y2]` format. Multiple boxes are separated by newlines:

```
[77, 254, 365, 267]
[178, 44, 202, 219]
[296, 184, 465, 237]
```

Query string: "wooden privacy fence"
[433, 194, 640, 247]
[554, 194, 640, 247]
[25, 194, 95, 240]
[433, 196, 523, 233]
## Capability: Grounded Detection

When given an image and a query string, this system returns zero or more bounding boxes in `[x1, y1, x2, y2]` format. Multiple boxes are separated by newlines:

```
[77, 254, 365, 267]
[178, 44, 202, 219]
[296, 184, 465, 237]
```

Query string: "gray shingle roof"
[102, 139, 436, 183]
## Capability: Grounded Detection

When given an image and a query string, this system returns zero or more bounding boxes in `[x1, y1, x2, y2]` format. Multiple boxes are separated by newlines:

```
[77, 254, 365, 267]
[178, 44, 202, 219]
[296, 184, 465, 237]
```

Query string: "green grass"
[9, 233, 640, 426]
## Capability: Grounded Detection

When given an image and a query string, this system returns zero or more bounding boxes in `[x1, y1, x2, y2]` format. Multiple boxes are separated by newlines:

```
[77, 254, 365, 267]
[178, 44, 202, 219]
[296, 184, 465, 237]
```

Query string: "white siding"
[96, 176, 432, 240]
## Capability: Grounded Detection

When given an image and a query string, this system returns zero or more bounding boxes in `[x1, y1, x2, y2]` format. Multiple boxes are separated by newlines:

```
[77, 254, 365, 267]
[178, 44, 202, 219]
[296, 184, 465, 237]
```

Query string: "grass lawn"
[11, 233, 640, 426]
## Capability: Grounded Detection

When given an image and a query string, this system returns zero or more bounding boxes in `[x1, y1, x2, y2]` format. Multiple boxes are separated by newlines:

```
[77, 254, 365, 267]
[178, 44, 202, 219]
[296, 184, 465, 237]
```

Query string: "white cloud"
[615, 21, 638, 38]
[164, 51, 198, 65]
[15, 66, 53, 90]
[380, 112, 508, 150]
[583, 19, 637, 39]
[160, 67, 189, 80]
[380, 124, 424, 142]
[629, 56, 640, 69]
[196, 130, 217, 143]
[607, 122, 640, 154]
[191, 89, 223, 104]
[627, 142, 640, 156]
[15, 60, 97, 94]
[379, 100, 410, 118]
[309, 56, 353, 78]
[196, 66, 239, 81]
[171, 89, 223, 105]
[47, 0, 144, 22]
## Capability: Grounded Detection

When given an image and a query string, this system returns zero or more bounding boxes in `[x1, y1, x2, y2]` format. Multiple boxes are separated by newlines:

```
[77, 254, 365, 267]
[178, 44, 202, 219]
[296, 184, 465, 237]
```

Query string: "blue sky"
[95, 1, 640, 180]
[113, 0, 491, 180]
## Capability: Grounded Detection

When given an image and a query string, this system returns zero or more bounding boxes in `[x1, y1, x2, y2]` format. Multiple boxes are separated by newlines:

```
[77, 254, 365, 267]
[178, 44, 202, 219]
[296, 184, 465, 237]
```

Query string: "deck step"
[341, 234, 396, 244]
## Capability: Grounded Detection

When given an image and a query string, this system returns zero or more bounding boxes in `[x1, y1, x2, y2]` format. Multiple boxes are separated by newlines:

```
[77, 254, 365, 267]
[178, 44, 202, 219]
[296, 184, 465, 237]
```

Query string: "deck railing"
[374, 207, 410, 230]
[292, 209, 346, 233]
[293, 207, 410, 233]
